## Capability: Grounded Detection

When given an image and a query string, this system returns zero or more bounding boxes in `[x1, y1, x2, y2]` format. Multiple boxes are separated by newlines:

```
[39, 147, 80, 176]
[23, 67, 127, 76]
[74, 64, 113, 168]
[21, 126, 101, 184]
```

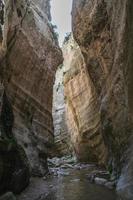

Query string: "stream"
[18, 157, 118, 200]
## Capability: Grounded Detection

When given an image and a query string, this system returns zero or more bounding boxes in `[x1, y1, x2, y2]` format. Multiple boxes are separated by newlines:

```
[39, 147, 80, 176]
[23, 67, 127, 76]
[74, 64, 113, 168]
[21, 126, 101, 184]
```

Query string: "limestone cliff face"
[52, 65, 71, 157]
[72, 0, 133, 199]
[0, 0, 63, 176]
[63, 36, 107, 164]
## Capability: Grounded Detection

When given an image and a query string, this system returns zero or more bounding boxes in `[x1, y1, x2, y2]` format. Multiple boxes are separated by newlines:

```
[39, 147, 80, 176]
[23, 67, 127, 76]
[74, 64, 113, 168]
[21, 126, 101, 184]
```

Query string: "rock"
[48, 157, 62, 167]
[94, 177, 107, 185]
[0, 90, 30, 194]
[61, 164, 74, 169]
[43, 176, 47, 180]
[62, 155, 77, 164]
[77, 163, 96, 169]
[105, 181, 116, 190]
[94, 177, 115, 189]
[87, 174, 95, 183]
[63, 35, 107, 165]
[52, 64, 72, 157]
[0, 0, 63, 177]
[9, 146, 30, 194]
[71, 0, 133, 199]
[87, 170, 110, 182]
[0, 139, 30, 194]
[50, 168, 58, 176]
[94, 171, 110, 180]
[117, 163, 133, 200]
[48, 156, 73, 176]
[57, 169, 70, 176]
[70, 179, 80, 182]
[48, 155, 76, 169]
[49, 185, 53, 188]
[0, 192, 16, 200]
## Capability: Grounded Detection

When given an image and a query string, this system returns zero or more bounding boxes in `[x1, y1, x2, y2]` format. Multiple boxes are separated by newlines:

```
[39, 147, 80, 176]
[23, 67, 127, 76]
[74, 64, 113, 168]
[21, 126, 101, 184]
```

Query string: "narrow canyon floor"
[17, 156, 118, 200]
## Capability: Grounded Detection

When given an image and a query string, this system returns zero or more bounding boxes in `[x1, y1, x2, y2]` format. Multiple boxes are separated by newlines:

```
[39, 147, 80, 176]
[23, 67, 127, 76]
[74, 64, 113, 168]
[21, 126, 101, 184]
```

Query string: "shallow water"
[18, 167, 118, 200]
[45, 168, 117, 200]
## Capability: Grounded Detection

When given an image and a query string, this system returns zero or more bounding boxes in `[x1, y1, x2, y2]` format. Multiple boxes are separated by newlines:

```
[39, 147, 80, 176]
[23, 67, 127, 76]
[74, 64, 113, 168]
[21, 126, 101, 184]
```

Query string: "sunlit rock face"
[72, 0, 133, 199]
[63, 36, 107, 165]
[52, 65, 72, 157]
[0, 0, 63, 176]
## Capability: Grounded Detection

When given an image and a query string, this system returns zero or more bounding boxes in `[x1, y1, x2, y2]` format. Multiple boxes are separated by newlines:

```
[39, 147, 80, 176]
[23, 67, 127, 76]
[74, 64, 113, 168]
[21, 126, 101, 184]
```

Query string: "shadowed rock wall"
[72, 0, 133, 199]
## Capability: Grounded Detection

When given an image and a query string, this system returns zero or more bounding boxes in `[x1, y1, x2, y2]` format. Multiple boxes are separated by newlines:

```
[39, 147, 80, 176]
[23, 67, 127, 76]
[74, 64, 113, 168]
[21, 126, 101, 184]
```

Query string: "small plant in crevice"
[56, 83, 61, 92]
[59, 64, 63, 69]
[48, 22, 59, 44]
[63, 32, 71, 44]
[107, 163, 113, 177]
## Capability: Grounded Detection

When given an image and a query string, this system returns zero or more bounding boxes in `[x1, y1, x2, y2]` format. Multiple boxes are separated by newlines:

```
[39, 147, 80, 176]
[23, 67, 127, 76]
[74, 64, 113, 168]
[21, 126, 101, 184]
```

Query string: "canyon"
[0, 0, 133, 200]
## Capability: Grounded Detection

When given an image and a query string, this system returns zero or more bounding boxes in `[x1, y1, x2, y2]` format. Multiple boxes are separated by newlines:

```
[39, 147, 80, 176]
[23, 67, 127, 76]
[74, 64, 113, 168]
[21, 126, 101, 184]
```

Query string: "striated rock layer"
[0, 0, 63, 176]
[63, 35, 107, 164]
[72, 0, 133, 199]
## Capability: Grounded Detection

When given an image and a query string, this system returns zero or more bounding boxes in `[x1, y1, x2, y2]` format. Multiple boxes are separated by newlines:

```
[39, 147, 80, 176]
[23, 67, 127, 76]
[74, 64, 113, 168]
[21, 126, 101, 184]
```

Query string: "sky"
[51, 0, 72, 46]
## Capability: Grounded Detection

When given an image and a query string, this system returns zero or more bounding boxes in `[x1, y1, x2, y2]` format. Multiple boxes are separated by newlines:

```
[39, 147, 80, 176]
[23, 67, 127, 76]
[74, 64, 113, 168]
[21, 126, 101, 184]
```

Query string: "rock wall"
[0, 86, 30, 194]
[52, 65, 71, 157]
[63, 35, 107, 164]
[72, 0, 133, 199]
[0, 0, 63, 177]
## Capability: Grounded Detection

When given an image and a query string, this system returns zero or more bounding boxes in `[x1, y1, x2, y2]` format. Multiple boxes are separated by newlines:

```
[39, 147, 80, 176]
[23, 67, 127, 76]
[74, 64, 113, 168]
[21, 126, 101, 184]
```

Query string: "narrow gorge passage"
[0, 0, 133, 200]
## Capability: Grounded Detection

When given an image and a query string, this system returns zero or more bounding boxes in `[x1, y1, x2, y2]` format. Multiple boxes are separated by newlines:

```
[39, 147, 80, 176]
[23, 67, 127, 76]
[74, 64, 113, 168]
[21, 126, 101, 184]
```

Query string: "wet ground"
[46, 169, 117, 200]
[18, 162, 118, 200]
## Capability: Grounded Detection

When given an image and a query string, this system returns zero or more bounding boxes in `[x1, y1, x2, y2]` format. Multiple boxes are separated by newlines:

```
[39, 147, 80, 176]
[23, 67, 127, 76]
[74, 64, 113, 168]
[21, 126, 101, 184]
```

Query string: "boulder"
[94, 177, 107, 185]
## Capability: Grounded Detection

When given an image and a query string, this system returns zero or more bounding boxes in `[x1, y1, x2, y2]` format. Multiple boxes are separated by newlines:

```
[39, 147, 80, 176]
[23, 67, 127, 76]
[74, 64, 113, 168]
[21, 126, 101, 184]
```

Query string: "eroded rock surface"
[72, 0, 133, 199]
[63, 36, 107, 165]
[0, 89, 30, 194]
[0, 0, 133, 199]
[0, 0, 63, 177]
